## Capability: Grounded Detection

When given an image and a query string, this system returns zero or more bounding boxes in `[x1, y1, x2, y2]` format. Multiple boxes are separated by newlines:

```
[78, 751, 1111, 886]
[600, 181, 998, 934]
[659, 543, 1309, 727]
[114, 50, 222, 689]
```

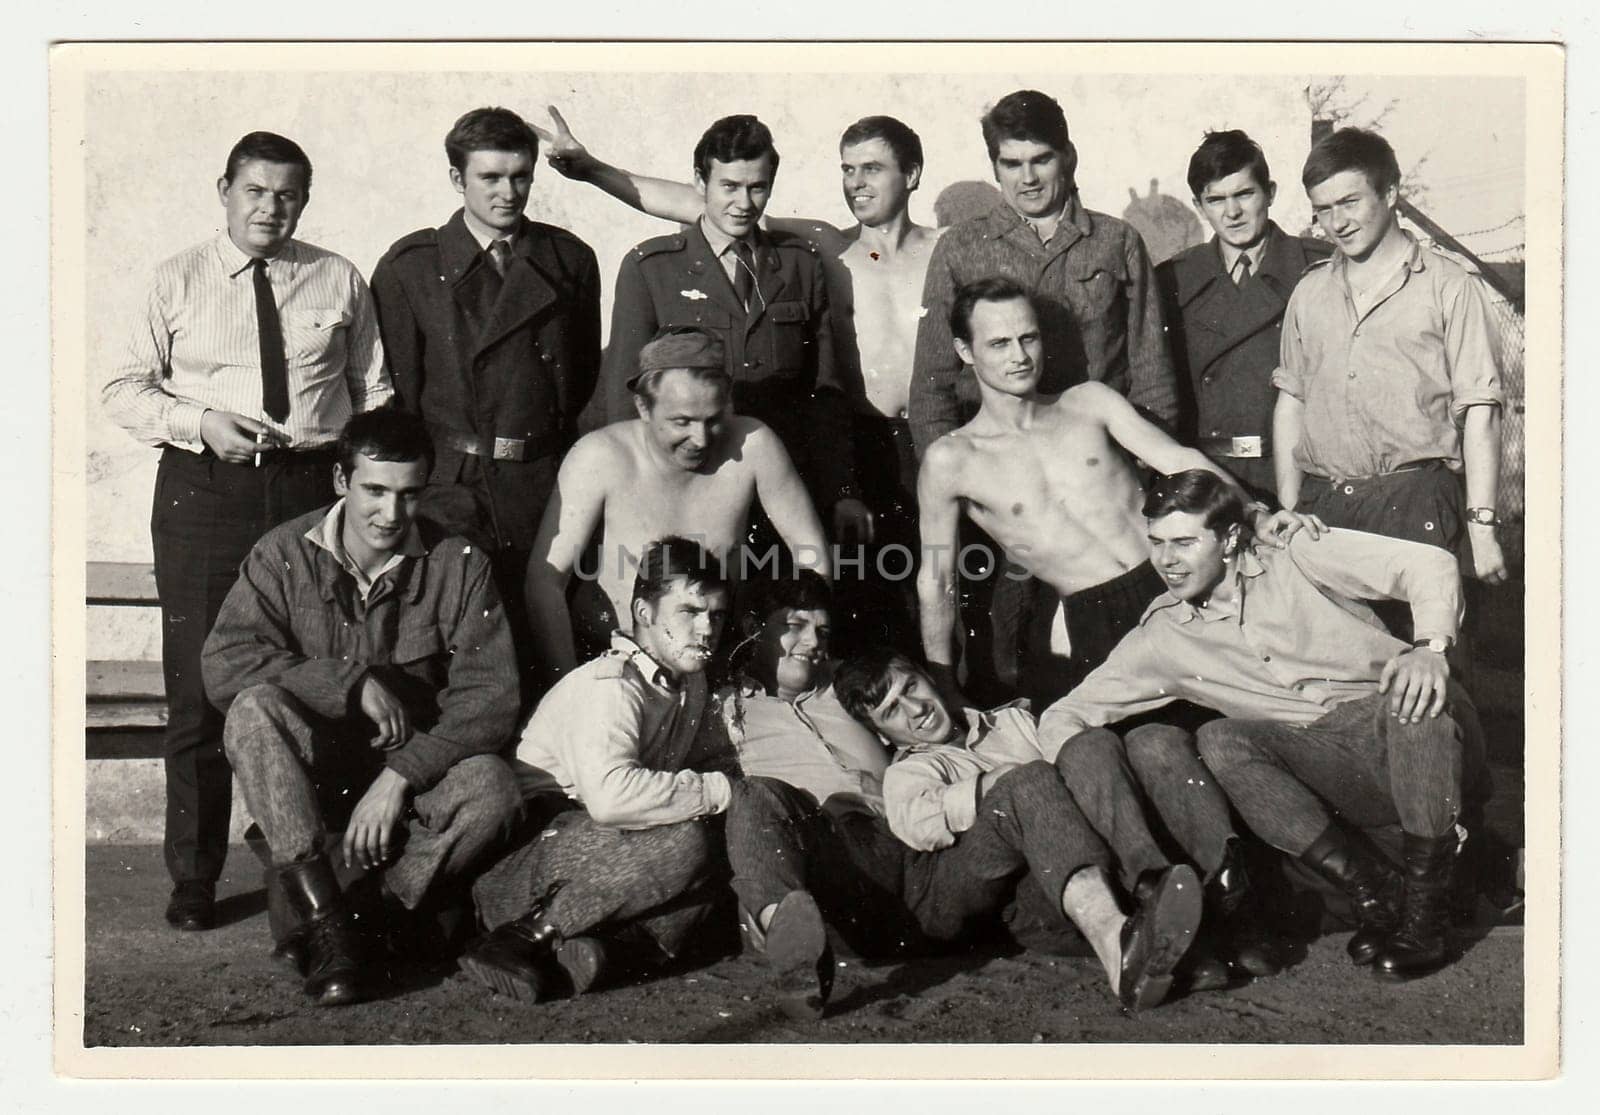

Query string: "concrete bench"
[86, 562, 165, 759]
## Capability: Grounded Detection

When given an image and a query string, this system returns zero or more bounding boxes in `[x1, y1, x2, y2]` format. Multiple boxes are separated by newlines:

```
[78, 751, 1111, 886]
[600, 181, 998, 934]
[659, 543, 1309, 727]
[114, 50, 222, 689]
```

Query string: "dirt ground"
[82, 842, 1523, 1048]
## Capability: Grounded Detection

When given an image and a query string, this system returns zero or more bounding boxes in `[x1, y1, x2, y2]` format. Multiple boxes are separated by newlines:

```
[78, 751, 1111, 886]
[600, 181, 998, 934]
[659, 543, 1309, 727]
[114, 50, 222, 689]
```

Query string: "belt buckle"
[1231, 435, 1262, 458]
[492, 436, 525, 462]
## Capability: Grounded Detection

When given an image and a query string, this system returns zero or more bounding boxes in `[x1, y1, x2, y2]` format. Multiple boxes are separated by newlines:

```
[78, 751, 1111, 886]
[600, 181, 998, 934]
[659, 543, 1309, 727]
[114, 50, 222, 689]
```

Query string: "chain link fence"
[1490, 293, 1526, 573]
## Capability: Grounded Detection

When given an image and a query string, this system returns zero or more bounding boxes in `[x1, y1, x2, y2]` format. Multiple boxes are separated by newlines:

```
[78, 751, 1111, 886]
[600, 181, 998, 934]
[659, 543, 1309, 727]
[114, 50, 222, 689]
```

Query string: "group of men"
[100, 85, 1511, 1018]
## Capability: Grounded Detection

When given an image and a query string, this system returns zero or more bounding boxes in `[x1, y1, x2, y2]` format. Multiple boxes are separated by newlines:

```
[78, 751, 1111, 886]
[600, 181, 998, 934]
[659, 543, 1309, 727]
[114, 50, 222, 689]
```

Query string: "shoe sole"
[458, 953, 547, 1003]
[1125, 865, 1203, 1011]
[764, 892, 831, 1020]
[555, 938, 606, 997]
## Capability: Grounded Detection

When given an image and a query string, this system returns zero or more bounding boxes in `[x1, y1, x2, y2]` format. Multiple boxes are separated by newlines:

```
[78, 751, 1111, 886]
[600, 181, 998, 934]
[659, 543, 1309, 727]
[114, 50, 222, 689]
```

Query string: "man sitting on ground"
[1039, 469, 1487, 982]
[721, 607, 1205, 1017]
[461, 537, 739, 1002]
[203, 410, 522, 1007]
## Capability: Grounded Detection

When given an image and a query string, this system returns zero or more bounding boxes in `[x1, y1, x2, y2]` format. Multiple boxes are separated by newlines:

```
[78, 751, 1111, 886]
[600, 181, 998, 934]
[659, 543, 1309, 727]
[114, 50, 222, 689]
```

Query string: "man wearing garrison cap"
[523, 328, 830, 690]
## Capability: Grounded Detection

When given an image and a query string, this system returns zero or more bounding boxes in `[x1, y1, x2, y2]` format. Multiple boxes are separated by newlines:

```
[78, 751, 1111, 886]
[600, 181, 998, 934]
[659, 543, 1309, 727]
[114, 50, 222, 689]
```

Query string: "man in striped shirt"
[102, 130, 392, 933]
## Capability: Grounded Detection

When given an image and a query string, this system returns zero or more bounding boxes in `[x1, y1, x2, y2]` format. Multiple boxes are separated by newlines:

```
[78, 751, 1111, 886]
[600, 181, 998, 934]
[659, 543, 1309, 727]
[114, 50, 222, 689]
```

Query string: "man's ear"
[1266, 179, 1278, 207]
[633, 393, 650, 421]
[905, 164, 923, 192]
[449, 165, 465, 195]
[332, 463, 349, 497]
[216, 177, 231, 207]
[952, 337, 974, 367]
[1061, 141, 1079, 187]
[1223, 523, 1242, 557]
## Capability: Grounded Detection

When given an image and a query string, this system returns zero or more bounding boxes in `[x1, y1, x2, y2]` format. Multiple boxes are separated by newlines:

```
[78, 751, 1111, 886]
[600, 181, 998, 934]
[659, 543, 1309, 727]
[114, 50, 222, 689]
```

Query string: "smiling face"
[992, 137, 1072, 220]
[696, 154, 774, 240]
[1147, 509, 1236, 604]
[839, 137, 918, 229]
[1308, 167, 1398, 262]
[634, 578, 730, 680]
[954, 296, 1043, 397]
[865, 662, 956, 749]
[333, 452, 428, 569]
[451, 147, 534, 235]
[636, 369, 730, 472]
[752, 606, 832, 699]
[1195, 167, 1276, 252]
[218, 159, 309, 260]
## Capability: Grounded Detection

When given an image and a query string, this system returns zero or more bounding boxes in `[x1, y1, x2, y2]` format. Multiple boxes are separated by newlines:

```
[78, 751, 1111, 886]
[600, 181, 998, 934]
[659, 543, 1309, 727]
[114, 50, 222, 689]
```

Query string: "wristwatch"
[1412, 637, 1452, 654]
[1466, 507, 1499, 526]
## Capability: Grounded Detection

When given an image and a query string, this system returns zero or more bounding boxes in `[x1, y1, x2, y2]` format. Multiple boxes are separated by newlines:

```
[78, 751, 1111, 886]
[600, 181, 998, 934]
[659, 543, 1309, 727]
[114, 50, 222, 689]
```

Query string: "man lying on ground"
[720, 596, 1205, 1018]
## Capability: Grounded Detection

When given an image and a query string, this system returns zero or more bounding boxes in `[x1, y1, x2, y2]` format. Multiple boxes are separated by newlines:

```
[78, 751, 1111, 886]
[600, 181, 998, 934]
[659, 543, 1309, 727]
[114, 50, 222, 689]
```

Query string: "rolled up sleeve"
[1444, 272, 1506, 421]
[884, 752, 980, 852]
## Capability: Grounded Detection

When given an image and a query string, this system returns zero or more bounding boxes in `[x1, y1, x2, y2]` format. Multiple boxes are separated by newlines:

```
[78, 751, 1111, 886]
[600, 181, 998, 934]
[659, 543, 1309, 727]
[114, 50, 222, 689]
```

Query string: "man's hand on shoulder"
[1253, 507, 1328, 549]
[342, 766, 410, 871]
[1378, 645, 1451, 725]
[359, 673, 412, 750]
[199, 410, 284, 464]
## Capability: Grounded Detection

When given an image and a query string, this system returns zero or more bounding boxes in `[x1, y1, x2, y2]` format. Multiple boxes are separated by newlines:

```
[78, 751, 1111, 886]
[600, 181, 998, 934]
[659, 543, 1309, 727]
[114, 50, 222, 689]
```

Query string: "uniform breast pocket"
[662, 303, 735, 334]
[1066, 260, 1127, 319]
[280, 308, 348, 364]
[766, 301, 811, 374]
[391, 625, 446, 668]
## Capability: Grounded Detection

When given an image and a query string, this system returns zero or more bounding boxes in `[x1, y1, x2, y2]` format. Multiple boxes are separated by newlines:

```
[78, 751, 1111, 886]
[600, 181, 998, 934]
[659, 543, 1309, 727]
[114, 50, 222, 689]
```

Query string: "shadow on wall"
[1123, 179, 1203, 264]
[930, 178, 1203, 268]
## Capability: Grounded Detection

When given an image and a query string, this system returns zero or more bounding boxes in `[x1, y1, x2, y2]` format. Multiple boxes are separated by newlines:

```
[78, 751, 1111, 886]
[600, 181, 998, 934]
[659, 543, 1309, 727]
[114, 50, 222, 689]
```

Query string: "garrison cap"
[628, 329, 726, 392]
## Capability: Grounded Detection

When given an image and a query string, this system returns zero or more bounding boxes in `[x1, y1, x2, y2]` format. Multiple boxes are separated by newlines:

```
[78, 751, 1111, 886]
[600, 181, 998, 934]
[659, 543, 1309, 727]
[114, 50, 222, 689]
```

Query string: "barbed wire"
[1476, 243, 1526, 257]
[1453, 214, 1526, 239]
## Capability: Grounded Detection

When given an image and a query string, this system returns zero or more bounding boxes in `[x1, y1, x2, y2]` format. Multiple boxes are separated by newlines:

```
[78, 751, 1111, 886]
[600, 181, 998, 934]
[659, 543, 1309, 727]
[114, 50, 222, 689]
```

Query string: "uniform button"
[1343, 485, 1354, 495]
[1348, 372, 1357, 379]
[898, 408, 908, 419]
[747, 358, 762, 368]
[540, 353, 554, 363]
[1424, 521, 1435, 531]
[1263, 655, 1272, 662]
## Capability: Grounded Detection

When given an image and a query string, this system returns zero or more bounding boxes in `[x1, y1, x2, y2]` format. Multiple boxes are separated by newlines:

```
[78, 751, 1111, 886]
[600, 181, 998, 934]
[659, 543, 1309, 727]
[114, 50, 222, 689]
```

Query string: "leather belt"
[1200, 435, 1268, 459]
[430, 425, 531, 462]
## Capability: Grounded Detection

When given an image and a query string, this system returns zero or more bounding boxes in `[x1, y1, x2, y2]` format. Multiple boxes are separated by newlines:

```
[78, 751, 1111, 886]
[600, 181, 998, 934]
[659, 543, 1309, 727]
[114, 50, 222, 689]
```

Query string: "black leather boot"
[458, 882, 606, 1003]
[1373, 831, 1459, 982]
[275, 856, 372, 1006]
[1299, 825, 1402, 964]
[1206, 840, 1282, 978]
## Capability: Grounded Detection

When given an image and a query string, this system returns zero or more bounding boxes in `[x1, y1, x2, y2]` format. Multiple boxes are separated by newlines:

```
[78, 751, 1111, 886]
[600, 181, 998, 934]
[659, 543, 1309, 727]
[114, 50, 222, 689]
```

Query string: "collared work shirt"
[1272, 232, 1505, 479]
[909, 194, 1177, 454]
[715, 671, 889, 817]
[201, 507, 518, 792]
[513, 633, 733, 829]
[883, 703, 1047, 852]
[1037, 528, 1464, 752]
[103, 234, 391, 451]
[306, 499, 425, 601]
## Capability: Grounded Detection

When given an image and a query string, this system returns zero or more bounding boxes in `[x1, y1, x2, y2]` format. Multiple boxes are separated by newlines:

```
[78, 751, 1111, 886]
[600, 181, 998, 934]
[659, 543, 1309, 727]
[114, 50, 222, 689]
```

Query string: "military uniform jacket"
[1156, 222, 1333, 491]
[370, 211, 602, 550]
[600, 223, 856, 508]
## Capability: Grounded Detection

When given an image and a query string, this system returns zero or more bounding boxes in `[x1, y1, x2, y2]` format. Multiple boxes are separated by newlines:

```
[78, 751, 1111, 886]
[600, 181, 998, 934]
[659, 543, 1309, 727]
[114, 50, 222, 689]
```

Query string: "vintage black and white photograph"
[50, 40, 1561, 1080]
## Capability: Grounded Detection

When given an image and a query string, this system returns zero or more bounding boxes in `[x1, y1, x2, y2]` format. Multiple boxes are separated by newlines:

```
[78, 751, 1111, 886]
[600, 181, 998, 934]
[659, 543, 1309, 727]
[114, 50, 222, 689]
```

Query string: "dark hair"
[980, 89, 1070, 162]
[948, 275, 1037, 345]
[834, 647, 927, 726]
[1142, 469, 1253, 544]
[1301, 126, 1401, 196]
[1186, 129, 1272, 199]
[335, 408, 435, 478]
[444, 106, 540, 172]
[839, 115, 924, 175]
[631, 536, 733, 613]
[222, 132, 313, 193]
[739, 568, 834, 628]
[693, 114, 780, 182]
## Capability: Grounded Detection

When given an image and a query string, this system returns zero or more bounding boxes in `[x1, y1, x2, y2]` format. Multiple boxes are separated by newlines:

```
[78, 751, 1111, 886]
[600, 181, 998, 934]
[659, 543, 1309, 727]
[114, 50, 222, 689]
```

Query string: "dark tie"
[251, 259, 289, 423]
[733, 240, 756, 310]
[1234, 254, 1253, 288]
[488, 238, 512, 277]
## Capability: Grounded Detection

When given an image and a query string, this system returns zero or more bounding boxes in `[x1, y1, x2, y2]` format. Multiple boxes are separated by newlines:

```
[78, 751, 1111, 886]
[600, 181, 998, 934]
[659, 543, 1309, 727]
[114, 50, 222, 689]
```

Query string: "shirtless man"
[529, 107, 941, 649]
[524, 329, 829, 686]
[918, 277, 1315, 712]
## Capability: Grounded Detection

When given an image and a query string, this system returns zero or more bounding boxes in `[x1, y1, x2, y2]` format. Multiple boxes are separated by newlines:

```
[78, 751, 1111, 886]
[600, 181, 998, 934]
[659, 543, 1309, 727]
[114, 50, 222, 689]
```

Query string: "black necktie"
[1234, 254, 1253, 288]
[488, 238, 511, 277]
[733, 240, 756, 310]
[251, 259, 289, 423]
